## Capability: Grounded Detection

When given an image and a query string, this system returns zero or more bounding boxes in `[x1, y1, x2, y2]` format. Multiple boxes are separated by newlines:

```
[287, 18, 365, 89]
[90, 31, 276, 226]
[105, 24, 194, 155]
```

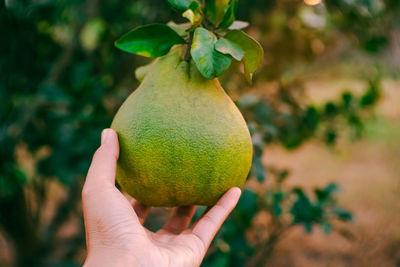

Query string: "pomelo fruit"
[111, 46, 252, 206]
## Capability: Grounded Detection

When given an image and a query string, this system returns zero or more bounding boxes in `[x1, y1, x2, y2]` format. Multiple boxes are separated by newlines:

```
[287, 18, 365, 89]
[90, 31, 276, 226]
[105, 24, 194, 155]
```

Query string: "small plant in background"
[240, 77, 381, 177]
[202, 168, 353, 267]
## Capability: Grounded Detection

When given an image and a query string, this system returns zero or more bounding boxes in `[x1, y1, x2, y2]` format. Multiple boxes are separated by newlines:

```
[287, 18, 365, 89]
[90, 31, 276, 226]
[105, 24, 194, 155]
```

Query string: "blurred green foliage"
[202, 172, 353, 267]
[0, 0, 398, 266]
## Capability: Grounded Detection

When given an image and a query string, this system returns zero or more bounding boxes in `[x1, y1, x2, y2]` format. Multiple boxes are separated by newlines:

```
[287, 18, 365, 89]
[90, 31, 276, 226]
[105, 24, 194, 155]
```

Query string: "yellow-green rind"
[111, 46, 253, 206]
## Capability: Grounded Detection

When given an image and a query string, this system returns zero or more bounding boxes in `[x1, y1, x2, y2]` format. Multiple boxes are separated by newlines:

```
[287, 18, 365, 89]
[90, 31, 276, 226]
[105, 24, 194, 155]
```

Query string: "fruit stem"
[183, 31, 194, 62]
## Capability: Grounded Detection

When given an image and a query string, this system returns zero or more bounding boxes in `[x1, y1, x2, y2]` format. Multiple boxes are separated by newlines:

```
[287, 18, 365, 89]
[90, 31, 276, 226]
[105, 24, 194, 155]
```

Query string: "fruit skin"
[111, 46, 252, 206]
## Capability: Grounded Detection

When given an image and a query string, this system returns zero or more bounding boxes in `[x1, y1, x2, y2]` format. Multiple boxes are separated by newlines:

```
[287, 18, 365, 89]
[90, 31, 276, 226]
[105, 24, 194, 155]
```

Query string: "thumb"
[85, 129, 120, 186]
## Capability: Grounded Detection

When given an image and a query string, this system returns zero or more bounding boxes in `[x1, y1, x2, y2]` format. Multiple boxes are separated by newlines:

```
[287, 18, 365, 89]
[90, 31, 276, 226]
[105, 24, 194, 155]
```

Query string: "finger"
[190, 206, 211, 230]
[162, 206, 197, 234]
[132, 200, 150, 224]
[124, 193, 151, 224]
[85, 129, 119, 186]
[191, 187, 241, 250]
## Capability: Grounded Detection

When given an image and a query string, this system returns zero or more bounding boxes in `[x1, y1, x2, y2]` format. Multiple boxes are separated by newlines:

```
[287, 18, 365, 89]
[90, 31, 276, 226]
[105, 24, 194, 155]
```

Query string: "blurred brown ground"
[262, 79, 400, 267]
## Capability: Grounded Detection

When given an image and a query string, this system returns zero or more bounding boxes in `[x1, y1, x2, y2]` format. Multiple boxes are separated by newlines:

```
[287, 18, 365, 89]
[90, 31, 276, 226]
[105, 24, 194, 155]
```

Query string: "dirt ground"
[262, 79, 400, 267]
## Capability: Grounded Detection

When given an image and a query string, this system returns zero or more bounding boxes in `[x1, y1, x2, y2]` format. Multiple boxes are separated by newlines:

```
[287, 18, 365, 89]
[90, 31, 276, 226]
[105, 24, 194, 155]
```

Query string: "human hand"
[82, 129, 242, 267]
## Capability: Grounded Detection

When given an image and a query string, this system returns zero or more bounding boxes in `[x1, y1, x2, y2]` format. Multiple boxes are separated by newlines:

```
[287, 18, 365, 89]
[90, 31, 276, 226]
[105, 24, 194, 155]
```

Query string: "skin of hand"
[82, 129, 242, 267]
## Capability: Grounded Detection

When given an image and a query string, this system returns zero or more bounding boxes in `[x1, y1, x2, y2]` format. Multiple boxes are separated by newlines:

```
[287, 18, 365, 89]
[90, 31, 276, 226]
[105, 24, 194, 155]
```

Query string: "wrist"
[84, 247, 138, 267]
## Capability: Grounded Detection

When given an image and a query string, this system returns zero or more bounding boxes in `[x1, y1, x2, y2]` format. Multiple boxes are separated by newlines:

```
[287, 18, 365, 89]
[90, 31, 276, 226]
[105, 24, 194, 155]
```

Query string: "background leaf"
[219, 0, 238, 28]
[168, 0, 196, 11]
[225, 30, 264, 83]
[333, 207, 353, 221]
[115, 24, 185, 57]
[191, 27, 232, 79]
[215, 37, 244, 61]
[251, 151, 265, 182]
[205, 0, 231, 26]
[183, 1, 204, 26]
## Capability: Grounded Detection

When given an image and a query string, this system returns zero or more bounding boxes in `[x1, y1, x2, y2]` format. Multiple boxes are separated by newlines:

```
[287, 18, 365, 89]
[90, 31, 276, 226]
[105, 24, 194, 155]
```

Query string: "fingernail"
[101, 129, 112, 145]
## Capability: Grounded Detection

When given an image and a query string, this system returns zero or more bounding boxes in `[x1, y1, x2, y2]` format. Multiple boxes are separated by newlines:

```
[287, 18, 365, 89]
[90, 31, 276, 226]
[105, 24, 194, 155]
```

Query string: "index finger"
[190, 187, 241, 251]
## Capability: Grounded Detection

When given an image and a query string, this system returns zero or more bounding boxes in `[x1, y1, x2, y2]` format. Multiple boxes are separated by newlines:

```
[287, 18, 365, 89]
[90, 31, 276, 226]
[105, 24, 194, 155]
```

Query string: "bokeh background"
[1, 0, 399, 266]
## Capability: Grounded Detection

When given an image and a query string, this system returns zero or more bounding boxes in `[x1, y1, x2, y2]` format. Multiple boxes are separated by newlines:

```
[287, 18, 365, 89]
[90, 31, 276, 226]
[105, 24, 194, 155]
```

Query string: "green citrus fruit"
[111, 47, 252, 206]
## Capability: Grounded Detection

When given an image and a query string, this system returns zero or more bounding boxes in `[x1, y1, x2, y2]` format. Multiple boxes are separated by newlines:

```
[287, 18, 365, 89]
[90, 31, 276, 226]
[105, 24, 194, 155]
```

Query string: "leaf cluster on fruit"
[115, 0, 264, 83]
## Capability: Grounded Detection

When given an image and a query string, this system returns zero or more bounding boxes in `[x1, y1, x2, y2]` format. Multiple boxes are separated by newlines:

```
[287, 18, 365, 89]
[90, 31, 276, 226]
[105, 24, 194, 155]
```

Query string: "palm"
[144, 229, 204, 266]
[102, 187, 205, 266]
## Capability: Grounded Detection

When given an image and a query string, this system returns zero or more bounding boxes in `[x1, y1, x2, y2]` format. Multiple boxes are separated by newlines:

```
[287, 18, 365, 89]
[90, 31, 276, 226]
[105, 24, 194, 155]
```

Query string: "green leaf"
[168, 0, 195, 11]
[323, 223, 333, 234]
[290, 188, 316, 225]
[324, 102, 337, 116]
[341, 92, 353, 109]
[215, 37, 244, 61]
[115, 24, 186, 58]
[229, 20, 249, 30]
[167, 21, 191, 38]
[278, 170, 289, 183]
[225, 30, 264, 84]
[324, 183, 340, 194]
[304, 222, 313, 233]
[183, 10, 200, 26]
[251, 150, 265, 182]
[191, 27, 232, 79]
[236, 189, 259, 226]
[333, 207, 353, 221]
[303, 106, 320, 131]
[183, 1, 203, 26]
[360, 80, 380, 107]
[219, 0, 238, 28]
[272, 192, 284, 216]
[205, 0, 231, 26]
[324, 128, 337, 145]
[188, 0, 201, 11]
